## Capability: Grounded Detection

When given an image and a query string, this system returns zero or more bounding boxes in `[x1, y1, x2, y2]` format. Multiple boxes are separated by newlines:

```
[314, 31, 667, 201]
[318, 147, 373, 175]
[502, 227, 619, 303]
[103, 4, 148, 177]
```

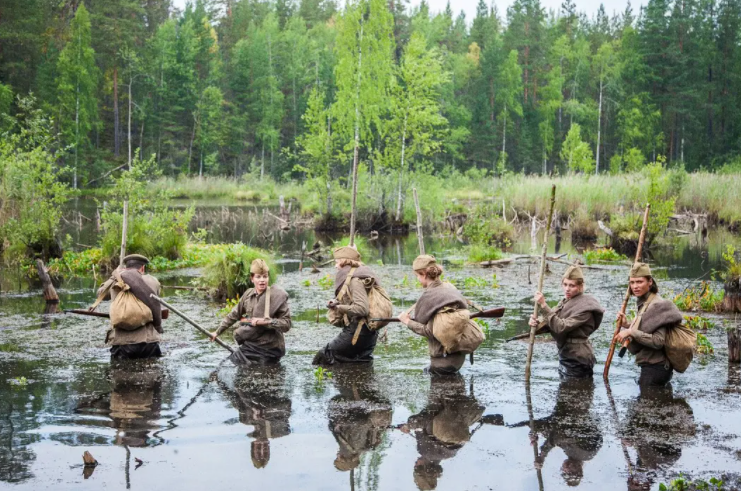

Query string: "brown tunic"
[215, 286, 291, 356]
[407, 280, 468, 373]
[540, 293, 604, 370]
[100, 273, 162, 346]
[624, 294, 683, 368]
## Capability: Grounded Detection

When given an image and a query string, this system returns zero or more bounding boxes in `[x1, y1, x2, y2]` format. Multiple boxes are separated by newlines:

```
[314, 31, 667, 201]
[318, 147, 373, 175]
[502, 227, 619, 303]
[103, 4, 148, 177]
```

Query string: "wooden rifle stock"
[370, 306, 505, 324]
[65, 308, 170, 319]
[603, 203, 651, 380]
[505, 326, 550, 342]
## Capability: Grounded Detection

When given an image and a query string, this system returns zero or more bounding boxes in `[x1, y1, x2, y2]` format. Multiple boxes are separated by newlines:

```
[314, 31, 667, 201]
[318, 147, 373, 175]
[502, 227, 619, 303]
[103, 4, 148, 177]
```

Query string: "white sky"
[171, 0, 643, 22]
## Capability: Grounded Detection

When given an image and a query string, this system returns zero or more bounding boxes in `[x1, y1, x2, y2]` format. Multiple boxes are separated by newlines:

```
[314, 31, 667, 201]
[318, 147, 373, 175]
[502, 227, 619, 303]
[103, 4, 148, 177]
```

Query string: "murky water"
[1, 201, 740, 490]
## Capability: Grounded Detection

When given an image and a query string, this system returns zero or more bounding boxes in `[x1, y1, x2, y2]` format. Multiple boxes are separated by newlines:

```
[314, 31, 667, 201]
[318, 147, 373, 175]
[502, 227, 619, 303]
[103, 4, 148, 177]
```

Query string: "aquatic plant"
[10, 376, 27, 388]
[463, 276, 488, 289]
[673, 282, 724, 313]
[696, 333, 714, 356]
[720, 244, 740, 281]
[683, 315, 715, 331]
[659, 475, 723, 491]
[317, 274, 333, 290]
[197, 243, 275, 301]
[313, 367, 332, 382]
[583, 247, 628, 263]
[302, 279, 311, 287]
[462, 204, 514, 248]
[466, 244, 504, 263]
[218, 294, 241, 316]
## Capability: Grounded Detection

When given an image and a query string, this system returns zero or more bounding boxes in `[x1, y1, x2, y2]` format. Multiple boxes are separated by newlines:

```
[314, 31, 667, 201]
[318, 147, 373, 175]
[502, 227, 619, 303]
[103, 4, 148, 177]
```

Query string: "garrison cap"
[413, 254, 437, 271]
[629, 262, 652, 278]
[122, 254, 149, 265]
[562, 265, 584, 281]
[250, 258, 270, 275]
[333, 245, 361, 261]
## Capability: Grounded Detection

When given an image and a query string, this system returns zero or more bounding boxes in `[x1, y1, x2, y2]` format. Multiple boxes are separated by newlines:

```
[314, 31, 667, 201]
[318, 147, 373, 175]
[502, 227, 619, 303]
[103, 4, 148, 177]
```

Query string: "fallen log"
[36, 259, 59, 303]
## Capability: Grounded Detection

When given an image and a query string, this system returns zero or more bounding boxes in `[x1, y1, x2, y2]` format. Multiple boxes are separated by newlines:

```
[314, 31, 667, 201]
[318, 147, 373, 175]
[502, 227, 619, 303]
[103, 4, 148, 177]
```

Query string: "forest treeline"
[1, 0, 740, 190]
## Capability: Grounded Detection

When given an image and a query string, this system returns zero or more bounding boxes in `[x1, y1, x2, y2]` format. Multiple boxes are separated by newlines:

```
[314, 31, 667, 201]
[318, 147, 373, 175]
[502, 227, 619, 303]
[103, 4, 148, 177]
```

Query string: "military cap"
[122, 254, 149, 265]
[250, 258, 270, 275]
[413, 254, 437, 271]
[562, 265, 584, 281]
[333, 245, 361, 261]
[629, 262, 652, 278]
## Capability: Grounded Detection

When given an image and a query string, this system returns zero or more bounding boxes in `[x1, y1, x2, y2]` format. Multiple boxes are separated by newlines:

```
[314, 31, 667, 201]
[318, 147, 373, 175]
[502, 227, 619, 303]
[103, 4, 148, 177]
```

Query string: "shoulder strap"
[88, 270, 124, 311]
[264, 287, 272, 318]
[337, 267, 357, 301]
[631, 293, 656, 332]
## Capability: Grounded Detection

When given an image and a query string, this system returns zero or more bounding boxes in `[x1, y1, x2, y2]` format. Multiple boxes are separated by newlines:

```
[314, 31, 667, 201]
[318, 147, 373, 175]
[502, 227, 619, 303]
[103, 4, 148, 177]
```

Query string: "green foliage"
[10, 376, 28, 388]
[197, 243, 275, 301]
[659, 475, 724, 491]
[583, 248, 627, 263]
[696, 332, 714, 355]
[672, 282, 724, 312]
[683, 315, 715, 331]
[462, 203, 514, 248]
[466, 244, 504, 263]
[218, 294, 241, 316]
[561, 123, 595, 174]
[721, 244, 740, 281]
[0, 96, 73, 263]
[645, 157, 679, 239]
[317, 274, 333, 289]
[313, 366, 333, 381]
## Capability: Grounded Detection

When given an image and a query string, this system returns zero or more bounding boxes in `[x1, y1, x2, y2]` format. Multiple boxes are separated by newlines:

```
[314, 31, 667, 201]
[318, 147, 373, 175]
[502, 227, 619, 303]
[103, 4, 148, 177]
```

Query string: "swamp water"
[1, 201, 740, 491]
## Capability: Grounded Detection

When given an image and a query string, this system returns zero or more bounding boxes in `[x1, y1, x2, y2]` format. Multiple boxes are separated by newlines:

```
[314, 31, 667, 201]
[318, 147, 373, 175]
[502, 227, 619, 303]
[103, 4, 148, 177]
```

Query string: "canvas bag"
[432, 307, 485, 355]
[327, 268, 393, 331]
[665, 324, 696, 373]
[109, 270, 153, 331]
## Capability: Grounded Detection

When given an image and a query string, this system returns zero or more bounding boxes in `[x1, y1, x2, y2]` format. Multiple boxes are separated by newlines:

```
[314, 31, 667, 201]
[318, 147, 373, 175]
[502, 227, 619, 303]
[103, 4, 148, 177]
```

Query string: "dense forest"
[0, 0, 740, 188]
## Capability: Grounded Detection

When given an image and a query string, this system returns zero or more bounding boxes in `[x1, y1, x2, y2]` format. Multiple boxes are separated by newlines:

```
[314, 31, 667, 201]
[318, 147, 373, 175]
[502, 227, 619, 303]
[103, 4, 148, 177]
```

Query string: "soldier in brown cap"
[312, 246, 381, 365]
[94, 254, 163, 360]
[398, 255, 472, 375]
[614, 262, 684, 387]
[210, 259, 291, 364]
[528, 265, 605, 378]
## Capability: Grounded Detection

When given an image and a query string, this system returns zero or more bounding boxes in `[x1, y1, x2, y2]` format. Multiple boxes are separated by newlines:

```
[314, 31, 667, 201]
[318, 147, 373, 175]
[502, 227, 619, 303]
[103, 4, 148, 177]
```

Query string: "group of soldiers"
[104, 245, 684, 388]
[95, 247, 694, 489]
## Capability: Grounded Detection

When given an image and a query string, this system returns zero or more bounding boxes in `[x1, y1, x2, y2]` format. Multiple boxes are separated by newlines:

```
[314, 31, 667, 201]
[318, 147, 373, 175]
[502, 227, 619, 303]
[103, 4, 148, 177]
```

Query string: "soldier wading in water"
[210, 259, 292, 365]
[96, 254, 164, 360]
[313, 246, 381, 365]
[529, 265, 605, 379]
[614, 262, 684, 387]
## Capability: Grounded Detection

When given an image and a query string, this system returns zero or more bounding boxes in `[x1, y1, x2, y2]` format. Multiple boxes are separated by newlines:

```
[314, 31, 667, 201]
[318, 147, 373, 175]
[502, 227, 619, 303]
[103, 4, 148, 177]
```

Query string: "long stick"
[150, 294, 235, 354]
[603, 203, 651, 380]
[413, 187, 425, 255]
[119, 200, 128, 265]
[525, 184, 556, 383]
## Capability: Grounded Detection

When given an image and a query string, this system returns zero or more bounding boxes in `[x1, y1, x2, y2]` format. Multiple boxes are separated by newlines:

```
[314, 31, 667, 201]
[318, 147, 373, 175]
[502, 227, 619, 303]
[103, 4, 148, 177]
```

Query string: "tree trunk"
[261, 140, 265, 179]
[395, 112, 408, 222]
[120, 200, 128, 265]
[128, 79, 132, 170]
[36, 259, 59, 303]
[188, 117, 196, 175]
[728, 327, 740, 363]
[596, 76, 603, 174]
[349, 22, 364, 246]
[114, 66, 120, 158]
[723, 277, 741, 312]
[413, 188, 424, 255]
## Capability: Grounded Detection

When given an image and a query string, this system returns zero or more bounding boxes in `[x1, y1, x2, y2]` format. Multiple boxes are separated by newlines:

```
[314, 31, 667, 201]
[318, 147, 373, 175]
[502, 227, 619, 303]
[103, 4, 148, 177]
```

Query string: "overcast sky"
[172, 0, 642, 21]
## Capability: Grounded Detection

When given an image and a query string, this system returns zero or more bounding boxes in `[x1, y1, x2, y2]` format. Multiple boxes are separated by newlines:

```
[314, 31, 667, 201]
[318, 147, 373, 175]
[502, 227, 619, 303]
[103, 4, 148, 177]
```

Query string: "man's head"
[629, 262, 658, 297]
[250, 259, 270, 293]
[333, 245, 361, 269]
[123, 254, 149, 273]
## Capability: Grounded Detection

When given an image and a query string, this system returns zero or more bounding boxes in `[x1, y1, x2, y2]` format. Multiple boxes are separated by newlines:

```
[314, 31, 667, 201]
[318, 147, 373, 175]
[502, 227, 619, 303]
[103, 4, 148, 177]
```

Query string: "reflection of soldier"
[400, 374, 485, 490]
[222, 365, 292, 468]
[622, 386, 696, 490]
[513, 378, 603, 487]
[328, 365, 392, 472]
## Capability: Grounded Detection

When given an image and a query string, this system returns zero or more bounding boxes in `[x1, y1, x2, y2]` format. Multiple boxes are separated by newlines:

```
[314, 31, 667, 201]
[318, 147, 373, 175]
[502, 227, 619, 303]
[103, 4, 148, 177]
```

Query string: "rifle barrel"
[370, 306, 505, 325]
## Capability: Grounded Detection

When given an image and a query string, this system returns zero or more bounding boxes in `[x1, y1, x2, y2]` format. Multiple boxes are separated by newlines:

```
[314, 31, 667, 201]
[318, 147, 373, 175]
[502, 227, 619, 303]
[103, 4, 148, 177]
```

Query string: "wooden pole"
[36, 259, 59, 303]
[413, 188, 425, 255]
[728, 326, 740, 363]
[119, 200, 128, 266]
[603, 203, 651, 380]
[525, 185, 556, 383]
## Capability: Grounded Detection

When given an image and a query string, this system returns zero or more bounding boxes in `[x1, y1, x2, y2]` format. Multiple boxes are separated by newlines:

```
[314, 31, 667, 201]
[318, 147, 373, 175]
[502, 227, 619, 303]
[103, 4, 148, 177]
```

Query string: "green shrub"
[583, 247, 628, 263]
[462, 204, 514, 247]
[196, 243, 275, 301]
[466, 244, 504, 263]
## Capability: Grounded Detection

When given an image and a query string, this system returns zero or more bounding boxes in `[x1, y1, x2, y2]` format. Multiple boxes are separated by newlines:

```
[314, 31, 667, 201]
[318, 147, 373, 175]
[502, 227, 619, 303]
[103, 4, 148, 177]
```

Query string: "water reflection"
[622, 386, 696, 490]
[327, 365, 392, 473]
[399, 374, 486, 490]
[217, 365, 292, 468]
[516, 379, 603, 487]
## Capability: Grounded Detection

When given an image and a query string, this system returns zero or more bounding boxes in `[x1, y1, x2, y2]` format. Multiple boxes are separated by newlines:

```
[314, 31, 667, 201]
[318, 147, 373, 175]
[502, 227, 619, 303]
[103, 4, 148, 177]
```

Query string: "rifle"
[505, 326, 550, 342]
[65, 308, 170, 319]
[370, 306, 505, 324]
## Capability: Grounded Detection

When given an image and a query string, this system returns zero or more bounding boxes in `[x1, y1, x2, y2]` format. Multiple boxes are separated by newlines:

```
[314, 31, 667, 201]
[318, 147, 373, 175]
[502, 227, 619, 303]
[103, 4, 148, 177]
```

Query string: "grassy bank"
[140, 170, 741, 231]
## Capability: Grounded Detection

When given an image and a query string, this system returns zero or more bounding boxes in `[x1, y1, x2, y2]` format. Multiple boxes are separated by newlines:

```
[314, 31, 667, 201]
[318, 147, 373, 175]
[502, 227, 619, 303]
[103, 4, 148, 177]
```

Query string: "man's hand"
[209, 332, 218, 343]
[616, 312, 629, 328]
[528, 314, 539, 328]
[249, 318, 270, 327]
[398, 311, 410, 326]
[327, 299, 339, 309]
[615, 328, 631, 344]
[533, 291, 546, 308]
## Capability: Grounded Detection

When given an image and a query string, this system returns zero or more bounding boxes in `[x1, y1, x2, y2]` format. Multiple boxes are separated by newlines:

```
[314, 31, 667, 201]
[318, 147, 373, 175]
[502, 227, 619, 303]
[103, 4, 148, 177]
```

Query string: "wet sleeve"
[216, 295, 247, 336]
[541, 304, 593, 336]
[630, 325, 667, 350]
[334, 279, 370, 318]
[407, 319, 434, 340]
[269, 298, 292, 333]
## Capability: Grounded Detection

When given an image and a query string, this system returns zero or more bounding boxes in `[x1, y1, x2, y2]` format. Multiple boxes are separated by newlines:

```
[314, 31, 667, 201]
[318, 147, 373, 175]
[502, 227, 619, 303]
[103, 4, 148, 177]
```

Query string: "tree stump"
[83, 451, 98, 467]
[35, 259, 59, 303]
[728, 326, 740, 364]
[722, 277, 741, 312]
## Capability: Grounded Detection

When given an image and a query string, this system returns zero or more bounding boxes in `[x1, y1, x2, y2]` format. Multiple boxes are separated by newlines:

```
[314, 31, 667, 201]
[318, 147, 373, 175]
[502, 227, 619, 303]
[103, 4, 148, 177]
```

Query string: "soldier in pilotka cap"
[529, 264, 605, 379]
[94, 254, 163, 360]
[210, 258, 292, 365]
[614, 262, 683, 387]
[312, 245, 381, 365]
